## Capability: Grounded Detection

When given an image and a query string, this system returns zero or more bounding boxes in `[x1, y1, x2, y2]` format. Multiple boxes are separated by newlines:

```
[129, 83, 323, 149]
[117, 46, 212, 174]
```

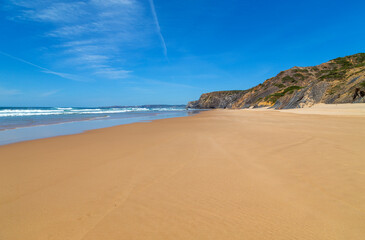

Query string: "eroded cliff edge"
[187, 53, 365, 109]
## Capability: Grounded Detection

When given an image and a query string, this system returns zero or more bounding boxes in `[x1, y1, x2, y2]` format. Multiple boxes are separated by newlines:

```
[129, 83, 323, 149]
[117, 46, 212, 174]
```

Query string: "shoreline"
[2, 103, 365, 146]
[0, 110, 200, 146]
[0, 115, 110, 132]
[1, 106, 365, 239]
[1, 103, 365, 146]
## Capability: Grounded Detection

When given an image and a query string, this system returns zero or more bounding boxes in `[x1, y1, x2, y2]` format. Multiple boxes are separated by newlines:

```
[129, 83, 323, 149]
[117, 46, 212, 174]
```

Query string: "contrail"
[148, 0, 168, 60]
[0, 51, 86, 82]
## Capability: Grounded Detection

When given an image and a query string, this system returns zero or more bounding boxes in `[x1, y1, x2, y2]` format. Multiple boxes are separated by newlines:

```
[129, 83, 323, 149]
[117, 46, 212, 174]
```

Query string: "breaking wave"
[0, 107, 185, 117]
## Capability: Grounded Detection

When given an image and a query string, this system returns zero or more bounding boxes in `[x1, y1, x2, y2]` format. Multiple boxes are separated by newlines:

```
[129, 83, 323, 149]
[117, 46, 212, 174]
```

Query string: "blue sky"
[0, 0, 364, 107]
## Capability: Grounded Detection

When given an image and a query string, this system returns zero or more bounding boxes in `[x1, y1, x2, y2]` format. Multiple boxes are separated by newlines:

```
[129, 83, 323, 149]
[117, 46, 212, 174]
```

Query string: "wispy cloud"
[143, 79, 195, 89]
[20, 2, 88, 23]
[148, 0, 168, 60]
[0, 86, 21, 96]
[0, 51, 88, 81]
[41, 90, 59, 97]
[4, 0, 159, 80]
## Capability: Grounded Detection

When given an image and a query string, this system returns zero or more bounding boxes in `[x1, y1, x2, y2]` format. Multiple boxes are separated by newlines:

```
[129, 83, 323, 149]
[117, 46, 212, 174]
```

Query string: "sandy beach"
[1, 105, 365, 240]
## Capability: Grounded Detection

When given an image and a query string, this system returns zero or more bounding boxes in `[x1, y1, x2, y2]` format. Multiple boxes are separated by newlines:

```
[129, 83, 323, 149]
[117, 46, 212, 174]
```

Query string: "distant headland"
[188, 53, 365, 109]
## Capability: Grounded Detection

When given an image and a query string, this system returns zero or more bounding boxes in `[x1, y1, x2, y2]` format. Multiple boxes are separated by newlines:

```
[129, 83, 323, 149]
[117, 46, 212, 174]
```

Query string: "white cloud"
[41, 70, 90, 82]
[41, 90, 59, 97]
[48, 25, 92, 37]
[5, 0, 152, 80]
[0, 87, 21, 96]
[0, 51, 88, 82]
[143, 79, 195, 89]
[8, 0, 43, 8]
[94, 68, 131, 79]
[21, 2, 87, 23]
[148, 0, 168, 59]
[90, 0, 135, 7]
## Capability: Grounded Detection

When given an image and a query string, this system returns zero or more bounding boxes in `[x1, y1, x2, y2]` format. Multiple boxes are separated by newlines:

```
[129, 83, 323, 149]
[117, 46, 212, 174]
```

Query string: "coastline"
[0, 115, 110, 132]
[0, 110, 199, 146]
[2, 103, 364, 146]
[1, 106, 365, 239]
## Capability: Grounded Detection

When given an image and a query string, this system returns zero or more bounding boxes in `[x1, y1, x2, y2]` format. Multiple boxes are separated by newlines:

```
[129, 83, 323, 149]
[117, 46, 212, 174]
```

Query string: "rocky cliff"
[187, 53, 365, 109]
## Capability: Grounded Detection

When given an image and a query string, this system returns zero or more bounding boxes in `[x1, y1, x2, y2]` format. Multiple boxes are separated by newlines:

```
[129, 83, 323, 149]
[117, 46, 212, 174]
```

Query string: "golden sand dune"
[1, 107, 365, 240]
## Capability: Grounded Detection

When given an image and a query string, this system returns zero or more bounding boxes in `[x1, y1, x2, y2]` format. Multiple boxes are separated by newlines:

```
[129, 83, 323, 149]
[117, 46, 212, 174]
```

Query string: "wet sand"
[1, 106, 365, 240]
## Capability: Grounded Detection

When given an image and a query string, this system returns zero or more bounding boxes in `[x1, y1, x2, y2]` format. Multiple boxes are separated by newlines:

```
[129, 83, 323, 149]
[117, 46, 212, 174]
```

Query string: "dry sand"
[279, 103, 365, 116]
[1, 105, 365, 240]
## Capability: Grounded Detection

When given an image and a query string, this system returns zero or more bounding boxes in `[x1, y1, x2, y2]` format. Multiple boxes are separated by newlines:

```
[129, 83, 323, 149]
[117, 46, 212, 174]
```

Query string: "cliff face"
[187, 90, 247, 109]
[187, 53, 365, 109]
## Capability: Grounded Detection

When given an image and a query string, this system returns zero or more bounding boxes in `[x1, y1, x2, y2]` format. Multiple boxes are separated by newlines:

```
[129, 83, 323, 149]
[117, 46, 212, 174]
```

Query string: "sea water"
[0, 107, 200, 145]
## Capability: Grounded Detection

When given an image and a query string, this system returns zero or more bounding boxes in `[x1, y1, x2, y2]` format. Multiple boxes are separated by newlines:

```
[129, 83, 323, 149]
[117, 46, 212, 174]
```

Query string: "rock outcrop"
[187, 90, 247, 109]
[187, 53, 365, 109]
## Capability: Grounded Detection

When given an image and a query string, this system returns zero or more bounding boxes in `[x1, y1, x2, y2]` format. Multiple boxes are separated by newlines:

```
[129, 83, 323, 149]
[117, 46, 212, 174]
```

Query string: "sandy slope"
[0, 108, 365, 240]
[279, 103, 365, 116]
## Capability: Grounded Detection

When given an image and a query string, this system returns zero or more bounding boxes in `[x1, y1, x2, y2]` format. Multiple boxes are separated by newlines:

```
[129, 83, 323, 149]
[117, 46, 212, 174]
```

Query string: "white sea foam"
[68, 109, 102, 112]
[0, 107, 185, 117]
[151, 108, 184, 111]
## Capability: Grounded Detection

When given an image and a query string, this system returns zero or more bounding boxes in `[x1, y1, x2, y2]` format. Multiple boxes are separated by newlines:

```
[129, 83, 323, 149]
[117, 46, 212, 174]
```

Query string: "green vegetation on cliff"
[187, 53, 365, 109]
[282, 76, 296, 83]
[265, 86, 303, 103]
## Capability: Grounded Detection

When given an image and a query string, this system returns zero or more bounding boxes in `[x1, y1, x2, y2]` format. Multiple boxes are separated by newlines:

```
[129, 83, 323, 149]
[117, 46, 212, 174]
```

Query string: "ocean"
[0, 106, 200, 145]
